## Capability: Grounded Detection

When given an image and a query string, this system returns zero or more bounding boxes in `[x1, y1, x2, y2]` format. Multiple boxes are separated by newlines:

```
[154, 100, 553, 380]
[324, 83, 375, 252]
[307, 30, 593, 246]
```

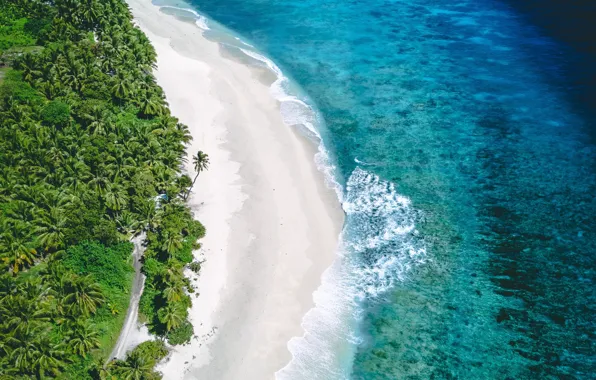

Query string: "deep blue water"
[156, 0, 595, 378]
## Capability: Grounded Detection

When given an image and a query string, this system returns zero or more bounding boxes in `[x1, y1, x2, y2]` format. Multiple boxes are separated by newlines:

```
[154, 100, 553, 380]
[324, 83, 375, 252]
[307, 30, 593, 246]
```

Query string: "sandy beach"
[125, 1, 344, 379]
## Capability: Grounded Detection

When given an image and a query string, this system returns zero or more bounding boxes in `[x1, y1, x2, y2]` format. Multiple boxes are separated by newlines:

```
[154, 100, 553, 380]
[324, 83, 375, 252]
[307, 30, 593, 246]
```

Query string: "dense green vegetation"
[0, 0, 207, 377]
[92, 340, 168, 380]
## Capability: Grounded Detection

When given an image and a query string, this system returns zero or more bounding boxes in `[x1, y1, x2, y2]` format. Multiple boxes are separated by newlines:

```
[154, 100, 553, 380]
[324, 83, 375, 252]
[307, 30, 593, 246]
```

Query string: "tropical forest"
[0, 0, 208, 378]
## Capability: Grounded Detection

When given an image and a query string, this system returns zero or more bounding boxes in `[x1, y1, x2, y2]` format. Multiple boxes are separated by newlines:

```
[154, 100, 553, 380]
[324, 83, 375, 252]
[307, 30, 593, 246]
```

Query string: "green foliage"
[108, 349, 162, 380]
[41, 100, 71, 126]
[139, 286, 160, 325]
[0, 18, 36, 50]
[174, 238, 195, 264]
[188, 261, 202, 274]
[0, 69, 41, 101]
[62, 241, 133, 290]
[23, 17, 52, 38]
[91, 218, 121, 246]
[166, 319, 194, 346]
[98, 340, 167, 379]
[0, 0, 208, 377]
[142, 257, 166, 279]
[130, 340, 168, 365]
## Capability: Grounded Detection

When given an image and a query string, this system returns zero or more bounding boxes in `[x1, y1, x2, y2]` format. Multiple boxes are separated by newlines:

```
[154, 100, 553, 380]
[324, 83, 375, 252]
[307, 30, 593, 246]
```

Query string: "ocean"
[153, 0, 595, 378]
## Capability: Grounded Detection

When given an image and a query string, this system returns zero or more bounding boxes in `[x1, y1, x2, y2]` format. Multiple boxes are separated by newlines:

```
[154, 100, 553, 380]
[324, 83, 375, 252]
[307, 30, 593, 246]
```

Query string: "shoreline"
[126, 1, 344, 379]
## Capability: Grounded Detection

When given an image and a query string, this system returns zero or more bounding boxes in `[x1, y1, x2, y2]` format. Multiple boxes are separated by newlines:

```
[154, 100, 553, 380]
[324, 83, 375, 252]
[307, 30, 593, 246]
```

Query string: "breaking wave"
[277, 167, 427, 379]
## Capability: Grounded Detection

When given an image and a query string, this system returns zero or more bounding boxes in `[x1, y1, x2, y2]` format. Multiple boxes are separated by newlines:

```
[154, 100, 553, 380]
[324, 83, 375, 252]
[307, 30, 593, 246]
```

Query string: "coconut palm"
[139, 97, 164, 119]
[81, 104, 108, 135]
[6, 330, 37, 374]
[0, 221, 37, 275]
[162, 280, 185, 303]
[104, 184, 128, 212]
[67, 322, 100, 355]
[0, 294, 50, 335]
[16, 53, 41, 82]
[161, 230, 183, 256]
[112, 352, 154, 380]
[59, 274, 104, 316]
[111, 73, 134, 101]
[157, 303, 186, 331]
[29, 336, 68, 378]
[35, 207, 68, 252]
[184, 151, 209, 200]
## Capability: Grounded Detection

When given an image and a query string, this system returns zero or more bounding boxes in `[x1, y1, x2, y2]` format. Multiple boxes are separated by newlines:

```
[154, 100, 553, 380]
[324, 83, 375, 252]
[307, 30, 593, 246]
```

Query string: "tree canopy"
[0, 0, 207, 377]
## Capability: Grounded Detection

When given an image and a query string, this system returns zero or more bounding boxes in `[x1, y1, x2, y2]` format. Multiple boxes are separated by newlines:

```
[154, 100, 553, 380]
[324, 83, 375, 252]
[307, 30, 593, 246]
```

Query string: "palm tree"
[67, 322, 100, 356]
[157, 303, 186, 331]
[0, 294, 50, 335]
[17, 53, 41, 82]
[111, 73, 133, 101]
[176, 122, 192, 144]
[104, 184, 128, 212]
[162, 281, 184, 303]
[112, 352, 154, 380]
[161, 230, 183, 256]
[0, 221, 37, 275]
[184, 151, 209, 200]
[90, 357, 113, 380]
[6, 330, 37, 374]
[59, 274, 104, 317]
[29, 336, 68, 378]
[35, 207, 68, 252]
[81, 104, 107, 135]
[139, 97, 163, 119]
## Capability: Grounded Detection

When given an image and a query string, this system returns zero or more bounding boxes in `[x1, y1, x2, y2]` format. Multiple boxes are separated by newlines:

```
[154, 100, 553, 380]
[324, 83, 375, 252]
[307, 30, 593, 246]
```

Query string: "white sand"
[126, 1, 344, 379]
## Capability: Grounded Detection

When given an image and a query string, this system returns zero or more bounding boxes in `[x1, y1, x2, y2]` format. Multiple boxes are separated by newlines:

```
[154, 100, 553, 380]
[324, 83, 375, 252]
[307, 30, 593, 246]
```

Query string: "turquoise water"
[154, 0, 595, 378]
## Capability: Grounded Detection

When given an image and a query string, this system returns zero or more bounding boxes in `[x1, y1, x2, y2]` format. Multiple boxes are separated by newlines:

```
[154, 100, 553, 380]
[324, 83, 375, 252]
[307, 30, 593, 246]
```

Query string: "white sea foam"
[160, 5, 210, 30]
[232, 25, 429, 380]
[277, 168, 427, 379]
[238, 48, 308, 108]
[343, 167, 427, 297]
[237, 46, 344, 201]
[235, 36, 254, 47]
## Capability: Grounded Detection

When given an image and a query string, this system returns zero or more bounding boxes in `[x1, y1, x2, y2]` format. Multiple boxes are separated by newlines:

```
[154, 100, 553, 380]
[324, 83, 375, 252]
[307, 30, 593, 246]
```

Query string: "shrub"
[92, 218, 120, 246]
[130, 340, 168, 365]
[142, 257, 165, 279]
[166, 320, 193, 345]
[174, 241, 193, 264]
[188, 261, 201, 274]
[0, 70, 40, 102]
[41, 100, 70, 126]
[139, 286, 159, 323]
[23, 18, 51, 39]
[62, 241, 133, 290]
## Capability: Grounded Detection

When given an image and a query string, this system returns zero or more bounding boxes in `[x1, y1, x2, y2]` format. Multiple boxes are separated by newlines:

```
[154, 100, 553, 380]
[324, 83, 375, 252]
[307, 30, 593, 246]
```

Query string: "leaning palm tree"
[184, 151, 209, 200]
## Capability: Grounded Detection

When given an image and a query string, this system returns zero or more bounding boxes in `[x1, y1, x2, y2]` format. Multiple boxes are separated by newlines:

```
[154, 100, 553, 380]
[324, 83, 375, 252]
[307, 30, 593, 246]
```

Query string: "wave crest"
[277, 168, 427, 379]
[160, 5, 211, 30]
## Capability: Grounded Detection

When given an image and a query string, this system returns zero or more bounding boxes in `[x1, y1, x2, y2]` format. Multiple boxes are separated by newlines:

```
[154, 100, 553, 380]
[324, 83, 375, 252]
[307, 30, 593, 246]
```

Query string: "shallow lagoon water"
[153, 0, 595, 378]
